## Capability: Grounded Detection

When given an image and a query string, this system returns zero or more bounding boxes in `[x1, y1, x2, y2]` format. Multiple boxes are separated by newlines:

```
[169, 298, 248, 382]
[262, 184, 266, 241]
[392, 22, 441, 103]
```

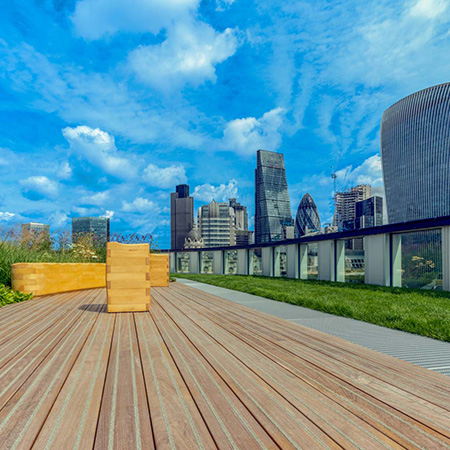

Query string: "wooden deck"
[1, 283, 450, 449]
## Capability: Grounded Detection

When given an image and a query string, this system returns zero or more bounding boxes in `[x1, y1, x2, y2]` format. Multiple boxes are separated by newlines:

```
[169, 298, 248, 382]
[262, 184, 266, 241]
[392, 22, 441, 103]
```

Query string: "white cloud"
[80, 191, 110, 206]
[335, 154, 383, 187]
[222, 108, 285, 156]
[72, 0, 199, 40]
[20, 176, 59, 200]
[122, 197, 160, 214]
[129, 21, 239, 89]
[49, 211, 69, 228]
[62, 126, 135, 180]
[58, 161, 72, 180]
[0, 211, 15, 221]
[193, 179, 238, 202]
[105, 210, 115, 219]
[409, 0, 449, 18]
[143, 164, 187, 189]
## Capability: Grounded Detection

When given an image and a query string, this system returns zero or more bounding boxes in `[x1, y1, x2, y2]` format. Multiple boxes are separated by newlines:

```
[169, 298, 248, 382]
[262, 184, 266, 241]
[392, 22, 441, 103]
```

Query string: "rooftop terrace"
[1, 283, 450, 449]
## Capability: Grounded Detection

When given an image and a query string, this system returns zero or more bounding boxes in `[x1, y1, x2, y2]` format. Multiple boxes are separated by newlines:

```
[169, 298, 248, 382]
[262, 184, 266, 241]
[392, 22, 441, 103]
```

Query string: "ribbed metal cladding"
[381, 82, 450, 224]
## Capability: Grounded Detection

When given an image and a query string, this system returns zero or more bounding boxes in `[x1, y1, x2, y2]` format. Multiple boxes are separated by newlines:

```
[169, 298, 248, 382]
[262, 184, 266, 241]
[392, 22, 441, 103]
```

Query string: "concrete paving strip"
[175, 278, 450, 377]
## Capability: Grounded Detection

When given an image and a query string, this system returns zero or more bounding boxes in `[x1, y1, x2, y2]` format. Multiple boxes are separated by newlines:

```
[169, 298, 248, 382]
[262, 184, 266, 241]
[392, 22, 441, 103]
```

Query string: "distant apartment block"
[171, 184, 194, 250]
[355, 196, 383, 229]
[198, 200, 236, 247]
[333, 184, 371, 230]
[255, 150, 293, 244]
[72, 216, 110, 246]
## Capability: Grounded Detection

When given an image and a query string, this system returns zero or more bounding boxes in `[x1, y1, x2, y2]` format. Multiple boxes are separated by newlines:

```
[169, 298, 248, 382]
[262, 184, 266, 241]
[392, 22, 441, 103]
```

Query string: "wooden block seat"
[149, 253, 169, 287]
[106, 242, 150, 313]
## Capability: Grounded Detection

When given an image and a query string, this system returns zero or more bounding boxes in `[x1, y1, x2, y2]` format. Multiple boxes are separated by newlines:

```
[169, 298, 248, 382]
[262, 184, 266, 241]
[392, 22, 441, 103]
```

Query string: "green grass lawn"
[173, 274, 450, 342]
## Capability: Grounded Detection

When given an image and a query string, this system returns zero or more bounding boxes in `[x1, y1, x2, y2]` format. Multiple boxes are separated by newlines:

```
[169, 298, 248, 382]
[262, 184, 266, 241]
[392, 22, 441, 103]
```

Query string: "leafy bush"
[0, 283, 32, 307]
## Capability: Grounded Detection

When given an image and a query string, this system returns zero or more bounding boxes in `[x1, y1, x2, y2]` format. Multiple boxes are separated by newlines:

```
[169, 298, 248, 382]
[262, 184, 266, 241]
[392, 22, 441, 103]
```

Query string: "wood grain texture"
[1, 283, 450, 449]
[11, 263, 106, 296]
[149, 253, 169, 287]
[106, 242, 150, 313]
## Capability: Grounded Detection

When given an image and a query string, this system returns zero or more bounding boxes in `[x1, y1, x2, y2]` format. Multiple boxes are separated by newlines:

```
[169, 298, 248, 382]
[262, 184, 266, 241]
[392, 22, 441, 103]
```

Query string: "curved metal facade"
[295, 193, 321, 236]
[381, 82, 450, 224]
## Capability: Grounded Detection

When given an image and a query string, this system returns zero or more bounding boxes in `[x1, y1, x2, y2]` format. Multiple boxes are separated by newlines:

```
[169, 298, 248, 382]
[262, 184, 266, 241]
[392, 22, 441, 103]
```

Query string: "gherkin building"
[295, 194, 321, 237]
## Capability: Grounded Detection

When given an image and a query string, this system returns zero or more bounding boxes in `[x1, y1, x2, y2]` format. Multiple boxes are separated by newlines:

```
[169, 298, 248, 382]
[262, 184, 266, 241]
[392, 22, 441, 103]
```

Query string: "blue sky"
[1, 0, 450, 248]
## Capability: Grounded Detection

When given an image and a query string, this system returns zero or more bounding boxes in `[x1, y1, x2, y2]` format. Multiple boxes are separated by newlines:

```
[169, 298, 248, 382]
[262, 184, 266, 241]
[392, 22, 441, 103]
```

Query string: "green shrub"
[0, 283, 32, 307]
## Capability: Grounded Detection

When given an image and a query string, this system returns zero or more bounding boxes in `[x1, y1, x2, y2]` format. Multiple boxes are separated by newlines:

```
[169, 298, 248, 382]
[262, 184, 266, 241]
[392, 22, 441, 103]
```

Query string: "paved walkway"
[176, 278, 450, 377]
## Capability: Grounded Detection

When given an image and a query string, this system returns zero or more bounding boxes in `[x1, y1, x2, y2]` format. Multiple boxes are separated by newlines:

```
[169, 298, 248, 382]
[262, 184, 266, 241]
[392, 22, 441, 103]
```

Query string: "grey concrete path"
[176, 278, 450, 377]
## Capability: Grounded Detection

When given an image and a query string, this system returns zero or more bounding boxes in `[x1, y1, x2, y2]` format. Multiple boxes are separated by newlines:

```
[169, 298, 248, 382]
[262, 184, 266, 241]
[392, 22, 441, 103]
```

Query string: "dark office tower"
[72, 216, 110, 246]
[171, 184, 194, 250]
[295, 194, 321, 237]
[381, 82, 450, 223]
[255, 150, 293, 244]
[355, 196, 383, 229]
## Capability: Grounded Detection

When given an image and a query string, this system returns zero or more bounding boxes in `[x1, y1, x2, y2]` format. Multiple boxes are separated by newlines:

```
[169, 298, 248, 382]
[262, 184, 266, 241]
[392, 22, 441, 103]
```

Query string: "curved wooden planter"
[11, 263, 106, 296]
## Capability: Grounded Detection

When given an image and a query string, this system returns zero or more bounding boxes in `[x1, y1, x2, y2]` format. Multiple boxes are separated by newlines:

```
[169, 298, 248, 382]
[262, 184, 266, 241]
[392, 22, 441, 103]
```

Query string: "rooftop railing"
[168, 215, 450, 291]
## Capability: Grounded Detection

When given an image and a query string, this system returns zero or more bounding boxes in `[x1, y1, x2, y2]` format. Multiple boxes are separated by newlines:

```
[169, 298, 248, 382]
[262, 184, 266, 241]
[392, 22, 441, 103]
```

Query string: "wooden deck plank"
[0, 290, 100, 410]
[160, 285, 450, 449]
[172, 284, 450, 406]
[151, 301, 280, 449]
[135, 312, 218, 449]
[1, 283, 450, 450]
[32, 306, 115, 450]
[171, 283, 450, 401]
[0, 294, 103, 449]
[94, 313, 154, 450]
[169, 284, 450, 445]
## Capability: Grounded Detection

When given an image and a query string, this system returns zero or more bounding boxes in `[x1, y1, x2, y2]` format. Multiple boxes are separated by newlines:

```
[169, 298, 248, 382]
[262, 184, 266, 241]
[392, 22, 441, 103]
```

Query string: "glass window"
[224, 250, 238, 274]
[273, 246, 287, 277]
[344, 238, 365, 283]
[394, 229, 442, 290]
[307, 243, 319, 279]
[249, 248, 262, 275]
[200, 251, 214, 274]
[176, 252, 190, 274]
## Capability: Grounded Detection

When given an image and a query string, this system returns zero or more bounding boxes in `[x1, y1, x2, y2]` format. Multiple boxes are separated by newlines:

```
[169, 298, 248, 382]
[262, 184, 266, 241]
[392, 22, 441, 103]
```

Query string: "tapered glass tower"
[255, 150, 293, 244]
[295, 194, 321, 237]
[381, 82, 450, 223]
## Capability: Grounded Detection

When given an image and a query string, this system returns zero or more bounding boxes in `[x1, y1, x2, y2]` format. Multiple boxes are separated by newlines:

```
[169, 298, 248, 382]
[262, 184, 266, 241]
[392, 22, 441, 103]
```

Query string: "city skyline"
[1, 0, 450, 248]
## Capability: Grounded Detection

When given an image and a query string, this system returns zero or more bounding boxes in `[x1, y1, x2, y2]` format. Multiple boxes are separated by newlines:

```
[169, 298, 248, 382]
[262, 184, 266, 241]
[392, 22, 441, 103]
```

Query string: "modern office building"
[255, 150, 293, 244]
[381, 82, 450, 223]
[355, 196, 383, 229]
[72, 216, 110, 246]
[21, 222, 51, 247]
[170, 184, 194, 250]
[333, 184, 371, 230]
[295, 194, 321, 237]
[21, 222, 50, 236]
[229, 198, 252, 246]
[198, 200, 236, 247]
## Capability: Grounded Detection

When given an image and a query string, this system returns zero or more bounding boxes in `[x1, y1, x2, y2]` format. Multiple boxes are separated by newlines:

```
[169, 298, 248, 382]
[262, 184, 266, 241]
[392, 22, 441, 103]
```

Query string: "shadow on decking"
[78, 304, 108, 313]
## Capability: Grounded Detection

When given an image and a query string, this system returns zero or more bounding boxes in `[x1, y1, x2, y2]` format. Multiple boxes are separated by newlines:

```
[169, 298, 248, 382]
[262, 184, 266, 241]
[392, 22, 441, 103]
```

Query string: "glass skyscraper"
[295, 194, 321, 237]
[255, 150, 293, 244]
[72, 216, 110, 246]
[381, 82, 450, 223]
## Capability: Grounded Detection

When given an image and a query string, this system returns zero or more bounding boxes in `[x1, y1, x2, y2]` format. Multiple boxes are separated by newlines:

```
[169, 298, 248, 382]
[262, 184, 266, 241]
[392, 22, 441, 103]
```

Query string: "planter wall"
[11, 263, 106, 296]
